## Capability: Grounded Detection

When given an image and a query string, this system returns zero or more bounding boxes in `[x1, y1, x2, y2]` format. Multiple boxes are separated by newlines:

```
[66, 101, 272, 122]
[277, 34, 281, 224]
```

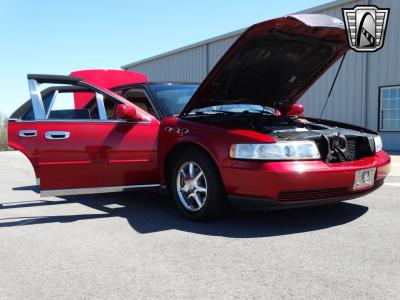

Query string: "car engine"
[189, 112, 377, 163]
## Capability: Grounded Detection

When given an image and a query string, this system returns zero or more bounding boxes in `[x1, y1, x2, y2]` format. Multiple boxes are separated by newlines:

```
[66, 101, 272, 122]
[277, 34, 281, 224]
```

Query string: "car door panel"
[9, 74, 161, 196]
[8, 120, 40, 180]
[36, 120, 159, 191]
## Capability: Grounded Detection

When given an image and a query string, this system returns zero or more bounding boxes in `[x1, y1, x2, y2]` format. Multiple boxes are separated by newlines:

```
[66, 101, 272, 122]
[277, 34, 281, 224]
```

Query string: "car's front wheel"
[168, 148, 228, 221]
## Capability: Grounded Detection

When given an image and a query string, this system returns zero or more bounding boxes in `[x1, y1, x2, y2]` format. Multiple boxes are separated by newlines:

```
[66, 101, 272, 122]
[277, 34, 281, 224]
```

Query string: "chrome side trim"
[46, 90, 58, 118]
[28, 79, 46, 120]
[18, 130, 37, 137]
[45, 131, 70, 140]
[95, 92, 107, 120]
[40, 184, 161, 197]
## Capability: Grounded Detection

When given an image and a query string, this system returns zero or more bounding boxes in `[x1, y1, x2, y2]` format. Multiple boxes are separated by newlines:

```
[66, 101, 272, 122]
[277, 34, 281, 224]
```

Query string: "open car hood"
[180, 14, 349, 116]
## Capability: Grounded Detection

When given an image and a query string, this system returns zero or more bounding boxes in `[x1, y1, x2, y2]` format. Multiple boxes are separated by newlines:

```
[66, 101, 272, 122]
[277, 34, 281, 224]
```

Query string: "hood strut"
[319, 52, 347, 119]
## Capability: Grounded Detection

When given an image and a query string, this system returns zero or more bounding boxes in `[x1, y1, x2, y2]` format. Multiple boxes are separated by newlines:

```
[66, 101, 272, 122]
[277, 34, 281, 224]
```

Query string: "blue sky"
[0, 0, 329, 116]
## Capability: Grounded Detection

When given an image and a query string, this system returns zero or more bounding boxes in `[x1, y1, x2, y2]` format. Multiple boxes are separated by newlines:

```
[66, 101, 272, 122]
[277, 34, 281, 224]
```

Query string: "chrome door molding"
[46, 90, 58, 118]
[95, 92, 107, 120]
[40, 184, 161, 197]
[45, 131, 70, 140]
[28, 79, 46, 120]
[18, 130, 37, 137]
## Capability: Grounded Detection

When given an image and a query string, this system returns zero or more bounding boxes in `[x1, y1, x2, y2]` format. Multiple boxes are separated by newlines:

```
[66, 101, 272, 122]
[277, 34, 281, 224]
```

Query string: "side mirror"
[286, 104, 304, 117]
[114, 104, 142, 121]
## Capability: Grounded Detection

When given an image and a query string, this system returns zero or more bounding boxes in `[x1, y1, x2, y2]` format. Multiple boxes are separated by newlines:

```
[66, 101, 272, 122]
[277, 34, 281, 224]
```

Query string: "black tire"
[167, 147, 228, 221]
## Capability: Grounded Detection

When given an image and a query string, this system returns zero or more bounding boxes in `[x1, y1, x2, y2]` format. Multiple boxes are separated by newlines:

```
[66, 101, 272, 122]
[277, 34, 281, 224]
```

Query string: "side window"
[47, 91, 99, 120]
[19, 82, 121, 121]
[22, 107, 35, 120]
[104, 96, 119, 119]
[22, 89, 99, 120]
[24, 91, 59, 120]
[380, 86, 400, 131]
[84, 94, 118, 120]
[123, 89, 156, 117]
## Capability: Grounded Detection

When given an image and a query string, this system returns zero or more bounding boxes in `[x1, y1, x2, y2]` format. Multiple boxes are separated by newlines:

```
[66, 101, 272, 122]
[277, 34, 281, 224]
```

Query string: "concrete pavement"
[0, 151, 399, 299]
[389, 153, 400, 177]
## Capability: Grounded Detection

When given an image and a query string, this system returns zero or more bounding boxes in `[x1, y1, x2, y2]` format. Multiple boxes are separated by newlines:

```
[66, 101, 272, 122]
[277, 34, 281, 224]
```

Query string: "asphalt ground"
[0, 151, 399, 299]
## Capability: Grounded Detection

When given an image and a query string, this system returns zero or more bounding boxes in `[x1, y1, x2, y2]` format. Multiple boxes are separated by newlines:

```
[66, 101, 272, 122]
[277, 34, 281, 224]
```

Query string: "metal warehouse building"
[122, 0, 400, 151]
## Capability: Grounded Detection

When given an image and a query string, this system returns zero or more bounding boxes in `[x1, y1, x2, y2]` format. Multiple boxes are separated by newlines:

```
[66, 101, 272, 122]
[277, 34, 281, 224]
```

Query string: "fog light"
[361, 170, 370, 183]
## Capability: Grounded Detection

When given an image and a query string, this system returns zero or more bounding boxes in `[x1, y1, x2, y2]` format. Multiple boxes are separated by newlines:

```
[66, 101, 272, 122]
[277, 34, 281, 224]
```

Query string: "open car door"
[9, 74, 160, 196]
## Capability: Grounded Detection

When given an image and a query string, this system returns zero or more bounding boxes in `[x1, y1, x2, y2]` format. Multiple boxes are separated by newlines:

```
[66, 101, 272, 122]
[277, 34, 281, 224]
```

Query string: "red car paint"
[286, 104, 304, 117]
[8, 14, 391, 211]
[158, 117, 390, 198]
[35, 120, 159, 190]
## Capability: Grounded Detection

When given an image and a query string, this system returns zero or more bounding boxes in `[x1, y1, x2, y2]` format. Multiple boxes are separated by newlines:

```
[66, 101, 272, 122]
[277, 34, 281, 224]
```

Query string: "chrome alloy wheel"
[176, 161, 208, 212]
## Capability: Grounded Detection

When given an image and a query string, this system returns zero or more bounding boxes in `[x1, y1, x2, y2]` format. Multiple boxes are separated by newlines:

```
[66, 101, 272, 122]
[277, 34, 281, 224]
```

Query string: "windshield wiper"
[185, 110, 234, 116]
[208, 110, 237, 114]
[243, 109, 274, 115]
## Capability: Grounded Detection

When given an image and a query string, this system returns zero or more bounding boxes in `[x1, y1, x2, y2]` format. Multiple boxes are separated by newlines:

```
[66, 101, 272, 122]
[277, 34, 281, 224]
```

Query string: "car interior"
[85, 95, 117, 120]
[14, 86, 101, 121]
[123, 89, 156, 117]
[48, 108, 91, 119]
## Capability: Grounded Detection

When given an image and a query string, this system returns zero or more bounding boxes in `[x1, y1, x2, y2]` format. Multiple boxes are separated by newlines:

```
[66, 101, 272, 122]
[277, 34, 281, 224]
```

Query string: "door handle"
[45, 131, 70, 140]
[19, 130, 37, 137]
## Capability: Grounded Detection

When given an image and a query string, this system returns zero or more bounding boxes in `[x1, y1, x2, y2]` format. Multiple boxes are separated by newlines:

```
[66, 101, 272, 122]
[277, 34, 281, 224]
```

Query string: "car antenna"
[319, 53, 347, 120]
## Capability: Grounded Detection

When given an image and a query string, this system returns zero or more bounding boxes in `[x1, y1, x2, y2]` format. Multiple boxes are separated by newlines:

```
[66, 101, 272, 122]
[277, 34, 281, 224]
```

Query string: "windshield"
[149, 84, 276, 117]
[149, 84, 198, 116]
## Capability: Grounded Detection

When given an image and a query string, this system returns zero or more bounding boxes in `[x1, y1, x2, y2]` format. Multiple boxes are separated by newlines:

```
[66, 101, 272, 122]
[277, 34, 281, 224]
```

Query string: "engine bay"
[187, 112, 377, 163]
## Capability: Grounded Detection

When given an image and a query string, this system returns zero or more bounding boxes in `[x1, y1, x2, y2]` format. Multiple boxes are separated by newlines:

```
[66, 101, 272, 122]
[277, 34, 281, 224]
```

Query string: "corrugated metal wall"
[207, 36, 238, 71]
[298, 2, 367, 127]
[129, 35, 241, 83]
[365, 0, 400, 150]
[128, 45, 208, 83]
[125, 0, 400, 150]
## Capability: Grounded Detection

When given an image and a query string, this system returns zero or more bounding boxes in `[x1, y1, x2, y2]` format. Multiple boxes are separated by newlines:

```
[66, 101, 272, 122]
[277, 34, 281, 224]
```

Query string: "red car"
[8, 14, 390, 220]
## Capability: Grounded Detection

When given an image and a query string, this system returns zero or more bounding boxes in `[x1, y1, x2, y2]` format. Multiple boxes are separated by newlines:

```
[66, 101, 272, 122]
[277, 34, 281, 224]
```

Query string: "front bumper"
[220, 151, 391, 209]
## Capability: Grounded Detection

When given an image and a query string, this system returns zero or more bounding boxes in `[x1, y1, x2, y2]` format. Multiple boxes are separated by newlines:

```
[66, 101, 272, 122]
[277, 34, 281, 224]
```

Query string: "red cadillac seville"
[8, 14, 390, 220]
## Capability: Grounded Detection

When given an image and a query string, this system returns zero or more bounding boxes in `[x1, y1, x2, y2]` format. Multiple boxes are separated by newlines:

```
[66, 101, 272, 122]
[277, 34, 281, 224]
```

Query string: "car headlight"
[229, 141, 321, 160]
[374, 135, 383, 152]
